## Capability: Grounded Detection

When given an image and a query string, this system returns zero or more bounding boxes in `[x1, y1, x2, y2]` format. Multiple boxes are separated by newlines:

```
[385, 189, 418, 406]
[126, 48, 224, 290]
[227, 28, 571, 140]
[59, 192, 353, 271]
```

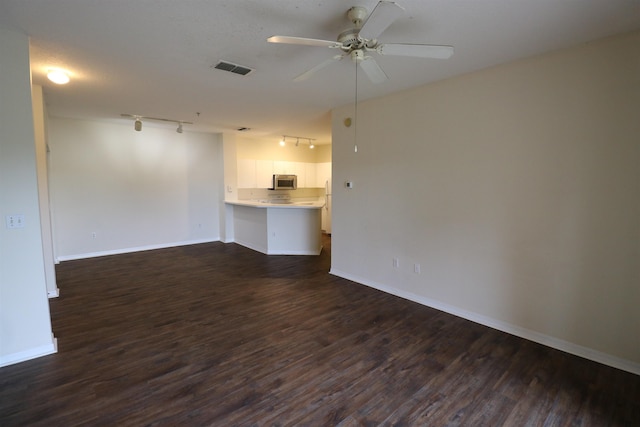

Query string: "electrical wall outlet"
[414, 263, 421, 274]
[5, 215, 25, 229]
[393, 258, 399, 268]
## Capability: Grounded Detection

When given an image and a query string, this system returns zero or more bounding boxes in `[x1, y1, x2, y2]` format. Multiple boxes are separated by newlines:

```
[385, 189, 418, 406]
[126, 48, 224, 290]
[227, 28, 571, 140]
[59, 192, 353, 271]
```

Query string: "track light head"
[278, 135, 316, 148]
[122, 113, 192, 132]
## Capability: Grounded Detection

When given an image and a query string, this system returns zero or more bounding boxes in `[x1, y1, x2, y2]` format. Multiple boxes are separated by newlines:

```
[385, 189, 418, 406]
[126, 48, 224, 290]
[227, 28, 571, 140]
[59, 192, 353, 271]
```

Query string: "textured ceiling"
[1, 0, 639, 144]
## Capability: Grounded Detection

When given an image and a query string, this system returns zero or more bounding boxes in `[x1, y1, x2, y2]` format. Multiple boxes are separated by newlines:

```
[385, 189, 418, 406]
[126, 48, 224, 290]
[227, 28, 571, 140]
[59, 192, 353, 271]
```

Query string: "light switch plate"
[6, 214, 25, 229]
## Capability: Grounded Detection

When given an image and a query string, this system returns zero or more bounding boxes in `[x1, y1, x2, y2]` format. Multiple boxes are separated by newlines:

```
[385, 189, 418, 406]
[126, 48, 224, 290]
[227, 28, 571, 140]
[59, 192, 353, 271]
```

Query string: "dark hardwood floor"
[1, 236, 639, 426]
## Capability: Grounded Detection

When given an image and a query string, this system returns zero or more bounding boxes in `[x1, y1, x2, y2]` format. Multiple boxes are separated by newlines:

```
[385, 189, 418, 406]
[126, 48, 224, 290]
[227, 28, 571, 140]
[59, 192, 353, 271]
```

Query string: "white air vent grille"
[213, 61, 253, 76]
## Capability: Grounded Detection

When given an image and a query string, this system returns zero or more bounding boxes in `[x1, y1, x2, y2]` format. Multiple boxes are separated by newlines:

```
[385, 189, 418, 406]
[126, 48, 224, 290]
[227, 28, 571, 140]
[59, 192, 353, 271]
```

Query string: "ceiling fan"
[267, 1, 454, 84]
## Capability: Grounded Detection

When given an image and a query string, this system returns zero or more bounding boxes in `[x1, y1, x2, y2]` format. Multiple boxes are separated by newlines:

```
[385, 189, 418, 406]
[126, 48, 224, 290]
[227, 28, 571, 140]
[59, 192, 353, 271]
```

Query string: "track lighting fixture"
[278, 135, 316, 149]
[121, 114, 192, 133]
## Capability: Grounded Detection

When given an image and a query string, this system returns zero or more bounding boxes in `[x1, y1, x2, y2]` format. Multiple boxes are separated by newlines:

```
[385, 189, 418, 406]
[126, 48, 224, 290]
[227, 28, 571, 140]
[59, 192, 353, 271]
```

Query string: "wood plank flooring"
[1, 236, 639, 426]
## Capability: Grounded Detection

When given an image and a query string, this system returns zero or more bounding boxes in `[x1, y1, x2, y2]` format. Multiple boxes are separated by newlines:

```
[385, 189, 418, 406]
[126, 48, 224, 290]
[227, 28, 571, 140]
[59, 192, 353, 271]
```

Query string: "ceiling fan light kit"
[347, 6, 368, 27]
[267, 0, 454, 84]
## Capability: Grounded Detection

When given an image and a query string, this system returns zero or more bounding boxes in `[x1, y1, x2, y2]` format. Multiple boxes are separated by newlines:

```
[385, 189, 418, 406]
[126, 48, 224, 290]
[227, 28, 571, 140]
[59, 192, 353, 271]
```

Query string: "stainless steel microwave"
[272, 174, 297, 190]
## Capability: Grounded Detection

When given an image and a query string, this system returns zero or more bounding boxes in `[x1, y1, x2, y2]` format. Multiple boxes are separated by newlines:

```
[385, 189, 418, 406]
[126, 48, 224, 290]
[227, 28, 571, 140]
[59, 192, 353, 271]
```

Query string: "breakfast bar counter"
[225, 199, 324, 255]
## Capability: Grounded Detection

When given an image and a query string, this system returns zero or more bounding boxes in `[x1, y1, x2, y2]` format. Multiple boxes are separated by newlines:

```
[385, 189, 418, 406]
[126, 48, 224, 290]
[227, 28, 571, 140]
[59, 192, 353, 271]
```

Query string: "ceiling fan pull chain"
[354, 57, 359, 153]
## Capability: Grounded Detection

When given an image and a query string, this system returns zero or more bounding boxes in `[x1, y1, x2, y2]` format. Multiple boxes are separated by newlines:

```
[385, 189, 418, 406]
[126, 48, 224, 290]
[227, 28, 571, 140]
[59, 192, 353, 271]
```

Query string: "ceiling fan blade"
[359, 56, 388, 84]
[267, 35, 342, 48]
[359, 1, 405, 40]
[377, 43, 454, 59]
[293, 54, 346, 82]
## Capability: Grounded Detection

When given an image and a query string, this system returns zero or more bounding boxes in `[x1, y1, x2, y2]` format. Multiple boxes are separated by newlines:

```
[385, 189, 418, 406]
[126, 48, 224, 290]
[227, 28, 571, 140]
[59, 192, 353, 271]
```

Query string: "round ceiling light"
[47, 69, 70, 84]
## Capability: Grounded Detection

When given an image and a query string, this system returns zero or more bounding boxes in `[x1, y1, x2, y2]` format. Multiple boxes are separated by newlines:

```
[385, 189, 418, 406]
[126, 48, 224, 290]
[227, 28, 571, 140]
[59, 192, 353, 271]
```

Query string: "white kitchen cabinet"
[273, 161, 305, 186]
[237, 159, 257, 188]
[316, 162, 332, 233]
[317, 162, 331, 188]
[256, 160, 274, 188]
[291, 162, 305, 187]
[273, 160, 289, 175]
[238, 159, 329, 189]
[305, 163, 318, 187]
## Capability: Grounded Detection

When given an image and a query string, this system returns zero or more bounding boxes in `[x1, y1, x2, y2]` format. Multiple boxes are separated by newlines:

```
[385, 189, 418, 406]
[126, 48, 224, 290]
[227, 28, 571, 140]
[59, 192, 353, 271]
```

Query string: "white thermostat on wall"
[345, 181, 354, 189]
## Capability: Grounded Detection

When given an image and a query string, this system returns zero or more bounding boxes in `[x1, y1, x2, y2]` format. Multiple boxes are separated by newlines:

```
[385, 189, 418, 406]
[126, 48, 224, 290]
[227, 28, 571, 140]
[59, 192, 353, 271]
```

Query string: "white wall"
[0, 26, 56, 367]
[315, 144, 331, 163]
[331, 31, 640, 373]
[48, 118, 223, 260]
[222, 132, 238, 241]
[237, 136, 318, 163]
[32, 85, 58, 297]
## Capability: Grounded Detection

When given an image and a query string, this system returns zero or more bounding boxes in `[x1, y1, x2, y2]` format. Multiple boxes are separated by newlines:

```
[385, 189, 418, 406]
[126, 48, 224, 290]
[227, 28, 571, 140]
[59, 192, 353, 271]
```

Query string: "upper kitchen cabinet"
[305, 163, 318, 188]
[238, 160, 329, 189]
[316, 162, 331, 188]
[273, 161, 301, 176]
[237, 159, 274, 189]
[235, 137, 331, 189]
[256, 160, 274, 188]
[238, 159, 257, 188]
[274, 161, 305, 187]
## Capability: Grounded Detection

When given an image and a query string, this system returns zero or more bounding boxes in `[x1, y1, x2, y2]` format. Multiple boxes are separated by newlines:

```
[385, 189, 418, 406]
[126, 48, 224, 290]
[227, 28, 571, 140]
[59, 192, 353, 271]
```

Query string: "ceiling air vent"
[213, 61, 253, 76]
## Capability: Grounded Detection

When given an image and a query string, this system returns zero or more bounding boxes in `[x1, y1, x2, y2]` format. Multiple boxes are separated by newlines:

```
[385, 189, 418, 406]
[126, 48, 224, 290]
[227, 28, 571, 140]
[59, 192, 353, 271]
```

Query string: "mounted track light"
[121, 114, 192, 132]
[278, 134, 317, 149]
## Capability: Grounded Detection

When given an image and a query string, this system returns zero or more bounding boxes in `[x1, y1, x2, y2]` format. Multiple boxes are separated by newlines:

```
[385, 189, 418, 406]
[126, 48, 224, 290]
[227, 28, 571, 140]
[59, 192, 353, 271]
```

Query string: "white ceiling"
[1, 1, 639, 144]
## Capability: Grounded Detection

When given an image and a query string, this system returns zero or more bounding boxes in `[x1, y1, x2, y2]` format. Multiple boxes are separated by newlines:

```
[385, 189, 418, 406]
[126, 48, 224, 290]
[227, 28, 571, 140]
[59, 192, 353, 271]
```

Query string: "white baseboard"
[0, 336, 57, 368]
[233, 239, 268, 255]
[56, 238, 220, 262]
[330, 268, 640, 376]
[267, 245, 323, 256]
[233, 239, 323, 256]
[47, 287, 60, 298]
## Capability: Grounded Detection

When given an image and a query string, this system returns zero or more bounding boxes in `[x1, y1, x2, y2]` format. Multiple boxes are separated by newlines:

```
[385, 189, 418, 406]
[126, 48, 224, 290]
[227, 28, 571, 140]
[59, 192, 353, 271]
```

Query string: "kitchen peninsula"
[225, 199, 324, 255]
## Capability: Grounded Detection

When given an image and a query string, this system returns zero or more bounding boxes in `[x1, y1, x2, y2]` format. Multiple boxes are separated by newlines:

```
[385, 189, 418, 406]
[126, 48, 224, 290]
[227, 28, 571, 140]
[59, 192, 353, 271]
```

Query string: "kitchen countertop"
[225, 199, 325, 209]
[226, 198, 324, 255]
